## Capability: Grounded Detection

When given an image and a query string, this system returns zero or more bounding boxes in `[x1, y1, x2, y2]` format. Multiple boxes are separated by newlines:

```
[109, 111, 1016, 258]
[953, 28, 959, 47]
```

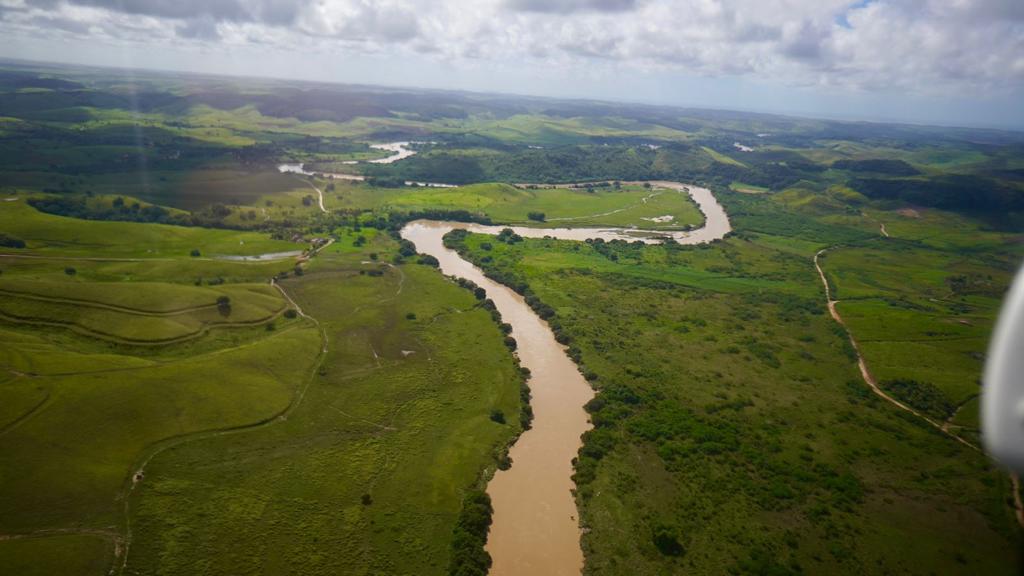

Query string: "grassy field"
[730, 181, 770, 193]
[0, 197, 300, 257]
[0, 199, 524, 575]
[322, 180, 705, 229]
[123, 233, 524, 575]
[449, 226, 1021, 575]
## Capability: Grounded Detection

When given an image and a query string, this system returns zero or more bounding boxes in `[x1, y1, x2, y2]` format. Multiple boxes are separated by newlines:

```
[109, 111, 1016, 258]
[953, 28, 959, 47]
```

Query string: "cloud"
[28, 0, 307, 25]
[176, 16, 219, 40]
[297, 1, 419, 42]
[1, 0, 1022, 97]
[504, 0, 639, 14]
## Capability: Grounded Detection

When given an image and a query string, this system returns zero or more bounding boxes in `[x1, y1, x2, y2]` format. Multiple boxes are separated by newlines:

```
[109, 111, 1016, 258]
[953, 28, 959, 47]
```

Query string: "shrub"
[652, 523, 685, 556]
[284, 309, 298, 319]
[190, 249, 200, 257]
[880, 378, 954, 420]
[0, 233, 26, 249]
[527, 211, 546, 222]
[417, 254, 440, 267]
[490, 409, 506, 424]
[64, 267, 76, 276]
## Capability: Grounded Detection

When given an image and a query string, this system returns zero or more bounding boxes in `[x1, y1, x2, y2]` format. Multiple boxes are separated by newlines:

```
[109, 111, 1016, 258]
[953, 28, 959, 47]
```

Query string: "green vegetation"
[1, 148, 524, 575]
[452, 223, 1019, 569]
[445, 182, 1022, 574]
[1, 62, 1022, 576]
[123, 235, 524, 575]
[318, 180, 704, 230]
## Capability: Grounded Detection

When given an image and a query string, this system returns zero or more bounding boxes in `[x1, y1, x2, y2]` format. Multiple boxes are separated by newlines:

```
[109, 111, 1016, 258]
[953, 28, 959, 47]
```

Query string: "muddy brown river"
[400, 183, 729, 576]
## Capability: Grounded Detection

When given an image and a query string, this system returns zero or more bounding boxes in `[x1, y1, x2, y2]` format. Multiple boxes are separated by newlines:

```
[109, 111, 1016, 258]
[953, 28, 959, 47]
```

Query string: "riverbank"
[400, 181, 730, 575]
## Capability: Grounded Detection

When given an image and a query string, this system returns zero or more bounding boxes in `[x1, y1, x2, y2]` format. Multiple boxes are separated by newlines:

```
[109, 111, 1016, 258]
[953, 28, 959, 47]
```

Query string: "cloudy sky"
[1, 0, 1023, 128]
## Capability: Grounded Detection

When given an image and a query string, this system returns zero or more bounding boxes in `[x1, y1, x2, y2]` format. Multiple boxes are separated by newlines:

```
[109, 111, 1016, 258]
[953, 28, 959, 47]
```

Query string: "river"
[399, 183, 730, 575]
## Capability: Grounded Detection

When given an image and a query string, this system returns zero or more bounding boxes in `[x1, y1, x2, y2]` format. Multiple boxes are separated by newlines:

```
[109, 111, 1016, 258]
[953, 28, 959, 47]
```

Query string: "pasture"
[0, 199, 523, 575]
[123, 235, 524, 575]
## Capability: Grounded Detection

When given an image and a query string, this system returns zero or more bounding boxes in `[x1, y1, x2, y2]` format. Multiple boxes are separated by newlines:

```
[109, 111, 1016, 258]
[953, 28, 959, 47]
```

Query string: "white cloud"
[2, 0, 1023, 97]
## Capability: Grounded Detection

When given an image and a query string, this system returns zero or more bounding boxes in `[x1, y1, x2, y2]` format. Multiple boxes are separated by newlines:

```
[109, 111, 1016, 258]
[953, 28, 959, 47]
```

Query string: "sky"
[1, 0, 1023, 129]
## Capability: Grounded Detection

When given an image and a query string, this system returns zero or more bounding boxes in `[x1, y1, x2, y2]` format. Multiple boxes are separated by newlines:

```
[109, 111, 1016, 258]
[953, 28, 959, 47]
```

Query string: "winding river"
[283, 145, 732, 574]
[400, 183, 730, 575]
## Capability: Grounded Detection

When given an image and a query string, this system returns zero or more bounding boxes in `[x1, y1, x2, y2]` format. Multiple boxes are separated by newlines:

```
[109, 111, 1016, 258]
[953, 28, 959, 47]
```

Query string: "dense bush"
[849, 175, 1023, 212]
[881, 378, 955, 420]
[833, 158, 920, 176]
[447, 490, 494, 576]
[0, 233, 26, 248]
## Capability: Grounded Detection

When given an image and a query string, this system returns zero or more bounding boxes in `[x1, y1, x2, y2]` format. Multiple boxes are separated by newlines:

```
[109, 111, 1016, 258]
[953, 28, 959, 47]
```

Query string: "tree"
[652, 523, 685, 556]
[216, 295, 231, 316]
[64, 267, 76, 276]
[489, 409, 506, 424]
[527, 211, 546, 222]
[190, 249, 201, 257]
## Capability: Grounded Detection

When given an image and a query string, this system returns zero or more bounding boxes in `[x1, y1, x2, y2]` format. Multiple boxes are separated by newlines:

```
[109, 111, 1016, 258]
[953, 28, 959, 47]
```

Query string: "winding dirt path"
[813, 249, 976, 449]
[297, 179, 328, 213]
[813, 247, 1024, 527]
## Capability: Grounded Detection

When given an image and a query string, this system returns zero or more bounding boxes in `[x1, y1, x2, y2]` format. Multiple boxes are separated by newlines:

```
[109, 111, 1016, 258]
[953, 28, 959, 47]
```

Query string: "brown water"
[399, 182, 729, 576]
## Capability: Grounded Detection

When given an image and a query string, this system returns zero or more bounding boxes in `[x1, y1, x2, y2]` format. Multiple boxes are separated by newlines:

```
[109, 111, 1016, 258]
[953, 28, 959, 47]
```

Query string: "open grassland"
[450, 228, 1021, 575]
[324, 180, 705, 229]
[728, 187, 1021, 442]
[0, 209, 319, 571]
[0, 203, 523, 575]
[0, 198, 299, 257]
[0, 534, 112, 576]
[0, 316, 318, 535]
[817, 235, 1018, 439]
[0, 282, 284, 344]
[124, 234, 524, 576]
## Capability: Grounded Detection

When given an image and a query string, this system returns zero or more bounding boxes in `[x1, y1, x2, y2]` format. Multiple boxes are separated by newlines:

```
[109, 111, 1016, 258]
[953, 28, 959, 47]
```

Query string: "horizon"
[1, 0, 1022, 131]
[4, 54, 1023, 135]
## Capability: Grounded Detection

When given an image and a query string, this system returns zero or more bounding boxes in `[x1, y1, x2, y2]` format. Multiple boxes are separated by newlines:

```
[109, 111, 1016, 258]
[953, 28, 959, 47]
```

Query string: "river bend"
[399, 182, 729, 575]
